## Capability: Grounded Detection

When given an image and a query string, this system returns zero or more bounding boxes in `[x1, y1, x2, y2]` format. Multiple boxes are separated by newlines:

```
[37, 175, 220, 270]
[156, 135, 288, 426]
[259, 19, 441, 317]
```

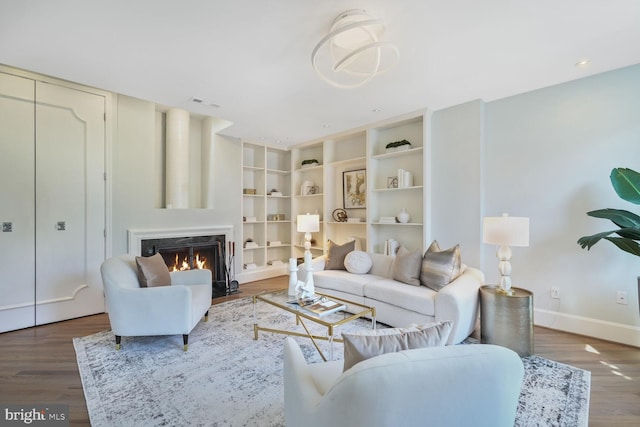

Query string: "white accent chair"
[100, 254, 212, 351]
[284, 337, 524, 427]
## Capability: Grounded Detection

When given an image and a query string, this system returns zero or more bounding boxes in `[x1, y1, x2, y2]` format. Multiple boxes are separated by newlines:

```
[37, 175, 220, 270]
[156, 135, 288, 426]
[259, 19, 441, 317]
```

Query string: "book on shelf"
[379, 216, 396, 224]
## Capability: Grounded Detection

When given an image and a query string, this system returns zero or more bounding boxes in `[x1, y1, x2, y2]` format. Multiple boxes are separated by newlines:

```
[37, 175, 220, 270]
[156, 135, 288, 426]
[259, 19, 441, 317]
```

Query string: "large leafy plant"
[578, 168, 640, 257]
[578, 168, 640, 258]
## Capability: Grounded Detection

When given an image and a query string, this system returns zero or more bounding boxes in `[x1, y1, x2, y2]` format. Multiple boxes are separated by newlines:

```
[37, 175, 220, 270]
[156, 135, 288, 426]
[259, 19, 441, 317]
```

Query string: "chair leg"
[204, 310, 209, 322]
[115, 335, 121, 351]
[183, 334, 188, 351]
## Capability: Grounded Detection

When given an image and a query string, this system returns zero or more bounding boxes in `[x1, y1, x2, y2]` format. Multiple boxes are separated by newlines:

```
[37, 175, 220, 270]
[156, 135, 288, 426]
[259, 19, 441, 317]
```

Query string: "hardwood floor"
[1, 275, 638, 426]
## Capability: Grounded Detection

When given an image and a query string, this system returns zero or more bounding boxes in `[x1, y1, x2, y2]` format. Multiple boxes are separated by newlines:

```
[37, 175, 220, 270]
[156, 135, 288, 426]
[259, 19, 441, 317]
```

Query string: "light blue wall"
[431, 100, 485, 268]
[433, 64, 640, 344]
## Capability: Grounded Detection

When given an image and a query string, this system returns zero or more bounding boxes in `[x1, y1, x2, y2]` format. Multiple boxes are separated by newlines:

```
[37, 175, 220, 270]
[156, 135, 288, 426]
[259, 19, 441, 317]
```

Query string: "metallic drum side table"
[480, 286, 534, 357]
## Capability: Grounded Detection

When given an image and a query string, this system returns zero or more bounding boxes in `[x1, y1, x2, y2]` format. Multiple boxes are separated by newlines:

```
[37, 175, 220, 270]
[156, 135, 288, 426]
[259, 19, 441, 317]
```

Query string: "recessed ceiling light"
[322, 124, 330, 128]
[575, 59, 591, 68]
[372, 108, 382, 113]
[189, 97, 221, 108]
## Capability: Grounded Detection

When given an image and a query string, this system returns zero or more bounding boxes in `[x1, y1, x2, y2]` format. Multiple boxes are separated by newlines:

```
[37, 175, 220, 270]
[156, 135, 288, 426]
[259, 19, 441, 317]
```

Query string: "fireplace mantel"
[128, 226, 234, 256]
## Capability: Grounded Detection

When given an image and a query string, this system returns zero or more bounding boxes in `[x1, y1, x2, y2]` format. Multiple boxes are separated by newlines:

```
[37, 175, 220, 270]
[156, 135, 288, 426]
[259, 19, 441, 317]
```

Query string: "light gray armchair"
[100, 254, 212, 351]
[284, 337, 524, 427]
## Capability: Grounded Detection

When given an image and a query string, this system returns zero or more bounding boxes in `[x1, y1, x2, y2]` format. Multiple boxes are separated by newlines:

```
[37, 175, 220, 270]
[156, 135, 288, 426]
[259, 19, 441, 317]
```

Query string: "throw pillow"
[391, 245, 422, 286]
[344, 250, 373, 274]
[135, 253, 171, 287]
[420, 240, 462, 291]
[342, 321, 453, 371]
[324, 240, 355, 270]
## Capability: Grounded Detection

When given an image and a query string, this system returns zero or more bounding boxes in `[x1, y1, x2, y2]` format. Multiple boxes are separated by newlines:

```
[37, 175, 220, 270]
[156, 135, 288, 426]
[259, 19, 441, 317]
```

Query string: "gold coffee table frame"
[253, 289, 376, 361]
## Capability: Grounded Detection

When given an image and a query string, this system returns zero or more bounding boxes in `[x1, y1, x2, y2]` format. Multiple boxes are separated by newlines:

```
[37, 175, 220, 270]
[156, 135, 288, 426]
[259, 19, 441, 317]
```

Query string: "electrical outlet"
[551, 287, 560, 299]
[616, 291, 628, 305]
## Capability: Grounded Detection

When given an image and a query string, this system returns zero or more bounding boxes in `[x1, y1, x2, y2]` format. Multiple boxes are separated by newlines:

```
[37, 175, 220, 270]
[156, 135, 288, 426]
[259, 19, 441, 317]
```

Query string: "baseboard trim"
[535, 308, 640, 348]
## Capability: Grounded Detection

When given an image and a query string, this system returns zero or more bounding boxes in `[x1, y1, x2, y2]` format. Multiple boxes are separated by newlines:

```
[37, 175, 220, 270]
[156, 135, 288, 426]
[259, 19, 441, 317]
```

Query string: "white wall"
[111, 95, 242, 265]
[432, 64, 640, 345]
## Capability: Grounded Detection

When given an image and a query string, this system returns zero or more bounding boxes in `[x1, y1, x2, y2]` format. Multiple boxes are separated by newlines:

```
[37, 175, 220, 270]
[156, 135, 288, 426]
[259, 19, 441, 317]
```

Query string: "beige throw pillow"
[342, 321, 453, 371]
[135, 253, 171, 287]
[392, 245, 422, 286]
[324, 240, 356, 270]
[420, 241, 461, 291]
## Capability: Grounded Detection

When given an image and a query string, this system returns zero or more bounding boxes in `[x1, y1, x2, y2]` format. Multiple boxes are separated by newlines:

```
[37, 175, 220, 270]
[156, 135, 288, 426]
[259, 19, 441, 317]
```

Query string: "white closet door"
[0, 73, 36, 333]
[34, 81, 105, 324]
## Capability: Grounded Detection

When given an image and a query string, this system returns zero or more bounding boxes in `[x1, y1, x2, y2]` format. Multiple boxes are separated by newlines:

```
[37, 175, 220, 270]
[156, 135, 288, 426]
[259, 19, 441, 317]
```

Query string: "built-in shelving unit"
[240, 143, 291, 282]
[289, 109, 429, 257]
[239, 110, 429, 281]
[368, 114, 427, 254]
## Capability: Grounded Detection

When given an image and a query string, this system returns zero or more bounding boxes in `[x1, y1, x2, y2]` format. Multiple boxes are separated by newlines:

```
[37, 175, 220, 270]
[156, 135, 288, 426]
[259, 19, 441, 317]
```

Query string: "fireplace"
[128, 227, 236, 298]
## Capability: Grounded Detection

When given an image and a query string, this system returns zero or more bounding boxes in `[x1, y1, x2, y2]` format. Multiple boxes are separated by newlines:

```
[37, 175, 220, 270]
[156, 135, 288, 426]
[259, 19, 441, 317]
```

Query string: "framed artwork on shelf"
[343, 169, 366, 209]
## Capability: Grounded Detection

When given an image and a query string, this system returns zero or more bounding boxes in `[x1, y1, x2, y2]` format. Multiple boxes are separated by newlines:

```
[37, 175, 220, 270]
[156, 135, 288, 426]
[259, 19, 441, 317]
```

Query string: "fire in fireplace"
[140, 234, 230, 297]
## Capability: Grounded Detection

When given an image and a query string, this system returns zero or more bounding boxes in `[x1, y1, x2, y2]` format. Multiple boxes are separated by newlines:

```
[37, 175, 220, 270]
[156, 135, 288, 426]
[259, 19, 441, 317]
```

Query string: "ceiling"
[2, 0, 640, 148]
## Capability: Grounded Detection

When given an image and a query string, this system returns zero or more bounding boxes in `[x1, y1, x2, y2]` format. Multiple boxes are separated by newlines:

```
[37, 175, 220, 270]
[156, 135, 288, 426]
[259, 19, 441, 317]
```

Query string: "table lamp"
[483, 213, 529, 295]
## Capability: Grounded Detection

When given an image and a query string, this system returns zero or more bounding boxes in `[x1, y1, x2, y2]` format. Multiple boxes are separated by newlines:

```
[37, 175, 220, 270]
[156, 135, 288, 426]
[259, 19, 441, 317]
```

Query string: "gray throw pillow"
[392, 245, 422, 286]
[420, 241, 461, 291]
[135, 253, 171, 287]
[324, 240, 356, 270]
[342, 321, 453, 371]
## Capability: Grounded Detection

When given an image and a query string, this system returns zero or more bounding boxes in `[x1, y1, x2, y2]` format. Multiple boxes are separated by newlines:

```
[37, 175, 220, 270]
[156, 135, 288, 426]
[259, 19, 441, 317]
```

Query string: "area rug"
[74, 297, 590, 427]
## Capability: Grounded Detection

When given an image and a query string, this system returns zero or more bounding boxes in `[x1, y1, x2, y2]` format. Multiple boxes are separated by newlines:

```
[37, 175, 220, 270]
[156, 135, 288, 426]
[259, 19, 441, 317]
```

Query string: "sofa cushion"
[344, 251, 373, 274]
[364, 278, 437, 316]
[392, 246, 422, 286]
[342, 321, 453, 371]
[135, 253, 171, 287]
[325, 240, 355, 270]
[313, 270, 373, 296]
[420, 241, 462, 291]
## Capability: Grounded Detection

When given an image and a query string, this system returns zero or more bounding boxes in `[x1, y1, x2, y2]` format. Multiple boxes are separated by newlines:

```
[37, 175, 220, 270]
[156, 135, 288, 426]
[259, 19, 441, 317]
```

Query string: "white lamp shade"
[483, 215, 529, 247]
[297, 214, 320, 233]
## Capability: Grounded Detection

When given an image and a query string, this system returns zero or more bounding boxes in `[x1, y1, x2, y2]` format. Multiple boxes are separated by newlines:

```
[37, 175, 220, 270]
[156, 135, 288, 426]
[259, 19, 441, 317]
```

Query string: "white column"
[166, 108, 190, 208]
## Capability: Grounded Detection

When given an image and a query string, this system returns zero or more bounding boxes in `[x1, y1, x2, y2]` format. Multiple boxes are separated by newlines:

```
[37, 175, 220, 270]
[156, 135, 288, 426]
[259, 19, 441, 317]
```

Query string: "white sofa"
[101, 254, 212, 351]
[284, 337, 524, 427]
[299, 253, 484, 344]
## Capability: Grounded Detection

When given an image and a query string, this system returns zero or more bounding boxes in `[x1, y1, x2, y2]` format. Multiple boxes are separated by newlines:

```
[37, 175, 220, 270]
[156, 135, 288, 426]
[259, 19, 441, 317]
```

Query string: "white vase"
[397, 208, 410, 223]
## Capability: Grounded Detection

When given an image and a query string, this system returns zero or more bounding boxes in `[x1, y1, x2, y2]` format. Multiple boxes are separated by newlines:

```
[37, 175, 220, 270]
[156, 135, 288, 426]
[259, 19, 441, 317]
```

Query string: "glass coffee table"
[253, 289, 376, 361]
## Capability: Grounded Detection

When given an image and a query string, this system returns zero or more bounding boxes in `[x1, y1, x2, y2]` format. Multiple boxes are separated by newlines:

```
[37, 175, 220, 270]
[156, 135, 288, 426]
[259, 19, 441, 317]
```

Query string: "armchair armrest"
[170, 268, 212, 286]
[435, 267, 484, 344]
[284, 338, 324, 426]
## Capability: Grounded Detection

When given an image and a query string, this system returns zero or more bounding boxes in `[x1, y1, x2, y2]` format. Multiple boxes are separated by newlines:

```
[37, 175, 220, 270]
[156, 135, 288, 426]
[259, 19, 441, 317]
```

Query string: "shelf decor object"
[343, 169, 366, 209]
[311, 9, 399, 89]
[296, 214, 320, 296]
[483, 214, 530, 295]
[301, 159, 320, 168]
[332, 208, 348, 222]
[397, 208, 410, 223]
[385, 139, 412, 152]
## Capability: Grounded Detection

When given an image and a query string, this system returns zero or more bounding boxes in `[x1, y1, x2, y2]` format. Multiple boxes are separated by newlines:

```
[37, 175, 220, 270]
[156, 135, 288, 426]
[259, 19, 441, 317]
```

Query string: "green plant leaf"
[586, 208, 640, 228]
[603, 237, 640, 257]
[578, 230, 619, 250]
[611, 168, 640, 205]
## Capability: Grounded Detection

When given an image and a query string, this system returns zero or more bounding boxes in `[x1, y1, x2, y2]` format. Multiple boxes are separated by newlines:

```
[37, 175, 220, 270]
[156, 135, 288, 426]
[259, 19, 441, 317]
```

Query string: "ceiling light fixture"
[311, 9, 399, 89]
[575, 58, 591, 68]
